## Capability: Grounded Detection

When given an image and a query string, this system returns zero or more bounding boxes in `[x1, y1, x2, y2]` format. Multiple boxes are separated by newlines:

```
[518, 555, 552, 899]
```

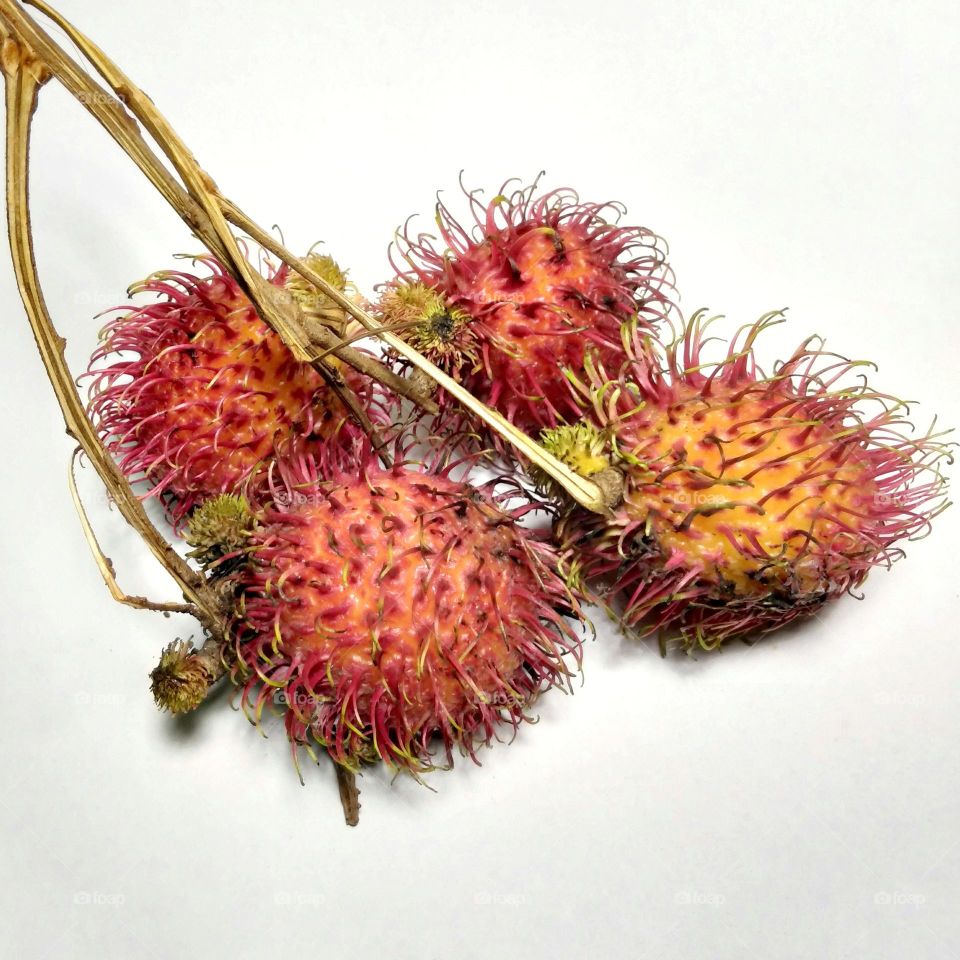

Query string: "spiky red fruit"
[88, 254, 369, 524]
[550, 311, 952, 651]
[232, 455, 584, 773]
[386, 177, 674, 434]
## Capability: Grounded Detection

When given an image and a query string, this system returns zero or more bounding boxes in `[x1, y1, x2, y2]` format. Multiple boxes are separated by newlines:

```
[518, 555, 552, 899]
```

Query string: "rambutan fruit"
[382, 176, 675, 435]
[548, 311, 952, 652]
[229, 452, 585, 774]
[87, 252, 372, 524]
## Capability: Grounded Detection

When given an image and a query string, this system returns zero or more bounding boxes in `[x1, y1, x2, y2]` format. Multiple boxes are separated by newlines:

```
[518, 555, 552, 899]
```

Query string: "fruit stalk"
[0, 0, 605, 825]
[1, 26, 228, 639]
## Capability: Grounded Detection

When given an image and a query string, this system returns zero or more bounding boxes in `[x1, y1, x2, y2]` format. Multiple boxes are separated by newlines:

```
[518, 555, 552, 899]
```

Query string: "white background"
[1, 1, 958, 957]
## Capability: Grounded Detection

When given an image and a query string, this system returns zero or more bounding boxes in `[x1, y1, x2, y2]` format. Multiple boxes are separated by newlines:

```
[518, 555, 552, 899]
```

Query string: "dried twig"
[67, 452, 195, 616]
[0, 26, 227, 640]
[334, 767, 361, 828]
[0, 0, 616, 825]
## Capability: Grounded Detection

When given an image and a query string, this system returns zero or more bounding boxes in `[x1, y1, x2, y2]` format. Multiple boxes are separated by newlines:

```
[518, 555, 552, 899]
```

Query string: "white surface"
[1, 1, 958, 958]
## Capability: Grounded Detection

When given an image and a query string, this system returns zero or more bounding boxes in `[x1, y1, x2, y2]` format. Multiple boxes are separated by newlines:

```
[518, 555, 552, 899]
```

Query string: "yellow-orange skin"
[622, 386, 876, 595]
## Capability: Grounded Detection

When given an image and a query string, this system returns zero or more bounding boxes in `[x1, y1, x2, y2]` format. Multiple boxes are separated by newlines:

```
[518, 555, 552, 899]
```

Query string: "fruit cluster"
[87, 177, 950, 785]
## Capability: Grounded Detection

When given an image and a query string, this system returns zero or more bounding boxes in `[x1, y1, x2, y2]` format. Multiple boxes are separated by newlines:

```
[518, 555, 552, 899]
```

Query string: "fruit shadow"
[158, 679, 233, 742]
[595, 598, 840, 674]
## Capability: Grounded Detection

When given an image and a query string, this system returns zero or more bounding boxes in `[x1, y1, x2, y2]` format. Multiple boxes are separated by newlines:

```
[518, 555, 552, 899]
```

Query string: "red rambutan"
[547, 311, 952, 651]
[381, 176, 675, 435]
[87, 252, 371, 524]
[229, 451, 585, 774]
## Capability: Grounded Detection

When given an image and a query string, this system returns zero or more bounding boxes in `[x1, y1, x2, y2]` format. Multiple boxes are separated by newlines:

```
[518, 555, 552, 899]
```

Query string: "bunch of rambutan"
[1, 0, 948, 830]
[377, 178, 951, 653]
[88, 238, 588, 801]
[83, 176, 950, 824]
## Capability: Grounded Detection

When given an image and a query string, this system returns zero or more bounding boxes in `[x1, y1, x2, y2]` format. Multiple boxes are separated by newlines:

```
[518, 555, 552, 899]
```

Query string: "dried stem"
[67, 452, 195, 615]
[1, 26, 229, 643]
[334, 766, 361, 828]
[0, 0, 608, 512]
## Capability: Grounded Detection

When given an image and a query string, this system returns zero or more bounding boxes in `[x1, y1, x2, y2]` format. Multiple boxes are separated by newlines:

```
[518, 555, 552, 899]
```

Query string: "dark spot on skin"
[431, 312, 456, 342]
[565, 290, 592, 310]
